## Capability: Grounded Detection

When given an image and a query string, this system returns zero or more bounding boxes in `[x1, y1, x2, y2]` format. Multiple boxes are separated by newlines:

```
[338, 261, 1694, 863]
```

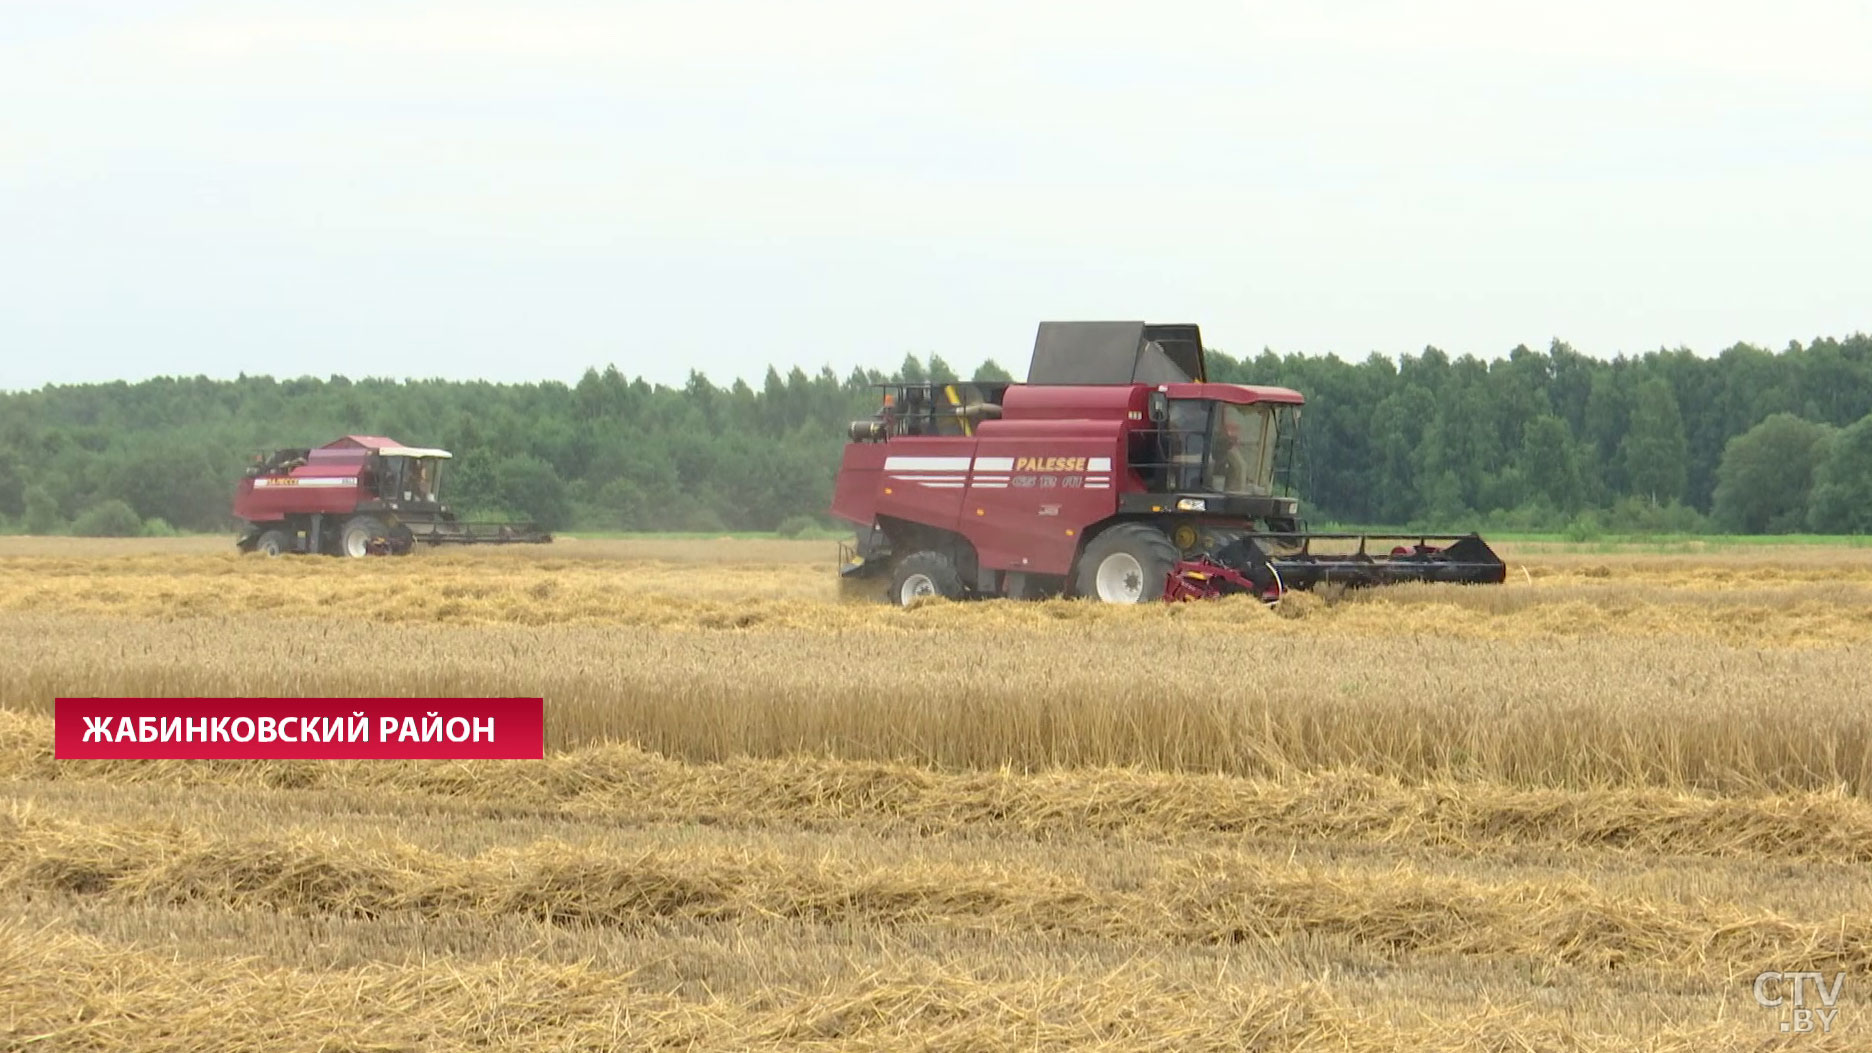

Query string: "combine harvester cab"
[232, 435, 551, 557]
[832, 321, 1506, 605]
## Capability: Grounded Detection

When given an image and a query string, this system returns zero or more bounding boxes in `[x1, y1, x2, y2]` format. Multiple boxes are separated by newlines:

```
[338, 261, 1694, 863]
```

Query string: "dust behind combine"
[3, 536, 1870, 1050]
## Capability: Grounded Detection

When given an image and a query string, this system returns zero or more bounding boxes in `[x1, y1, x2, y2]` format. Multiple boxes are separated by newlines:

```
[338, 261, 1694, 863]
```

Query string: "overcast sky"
[3, 1, 1868, 391]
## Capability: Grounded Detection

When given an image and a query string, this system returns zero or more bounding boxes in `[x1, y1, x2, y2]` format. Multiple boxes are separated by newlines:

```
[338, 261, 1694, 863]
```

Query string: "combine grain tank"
[232, 435, 551, 557]
[832, 322, 1506, 605]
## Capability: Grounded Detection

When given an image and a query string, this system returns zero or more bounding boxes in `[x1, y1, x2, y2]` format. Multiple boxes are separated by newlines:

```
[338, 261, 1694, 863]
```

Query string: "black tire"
[253, 528, 293, 557]
[890, 551, 964, 607]
[338, 515, 388, 559]
[1075, 523, 1179, 603]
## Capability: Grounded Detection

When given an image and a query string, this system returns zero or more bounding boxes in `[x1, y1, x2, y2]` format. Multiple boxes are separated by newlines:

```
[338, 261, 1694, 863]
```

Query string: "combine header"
[233, 435, 551, 557]
[832, 322, 1506, 604]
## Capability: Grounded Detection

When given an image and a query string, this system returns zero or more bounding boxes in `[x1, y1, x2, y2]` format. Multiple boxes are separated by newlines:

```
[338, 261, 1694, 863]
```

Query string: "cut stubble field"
[2, 535, 1869, 1050]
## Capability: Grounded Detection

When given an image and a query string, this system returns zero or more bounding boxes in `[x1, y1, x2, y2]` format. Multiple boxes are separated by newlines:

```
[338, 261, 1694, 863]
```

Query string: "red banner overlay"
[54, 698, 544, 760]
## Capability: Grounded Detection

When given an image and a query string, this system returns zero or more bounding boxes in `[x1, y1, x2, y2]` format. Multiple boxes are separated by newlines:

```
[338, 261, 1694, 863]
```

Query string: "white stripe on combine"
[971, 482, 1008, 488]
[890, 474, 970, 481]
[920, 481, 965, 489]
[884, 456, 971, 471]
[973, 456, 1015, 471]
[1087, 457, 1112, 471]
[253, 477, 356, 488]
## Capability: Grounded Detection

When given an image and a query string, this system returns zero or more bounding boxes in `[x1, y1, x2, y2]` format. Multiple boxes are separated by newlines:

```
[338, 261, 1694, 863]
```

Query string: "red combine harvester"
[832, 321, 1506, 605]
[233, 435, 551, 557]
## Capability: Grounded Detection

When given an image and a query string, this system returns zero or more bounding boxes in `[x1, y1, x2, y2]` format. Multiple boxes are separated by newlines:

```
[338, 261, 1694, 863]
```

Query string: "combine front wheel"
[890, 551, 963, 607]
[253, 528, 293, 557]
[1077, 524, 1178, 603]
[338, 515, 388, 558]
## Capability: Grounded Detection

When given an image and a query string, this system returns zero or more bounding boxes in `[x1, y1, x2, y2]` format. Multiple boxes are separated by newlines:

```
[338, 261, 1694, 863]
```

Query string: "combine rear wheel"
[338, 515, 388, 559]
[1077, 524, 1178, 603]
[890, 551, 963, 607]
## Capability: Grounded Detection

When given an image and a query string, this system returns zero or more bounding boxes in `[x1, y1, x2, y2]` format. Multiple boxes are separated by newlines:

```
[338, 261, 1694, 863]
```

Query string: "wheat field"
[2, 535, 1868, 1050]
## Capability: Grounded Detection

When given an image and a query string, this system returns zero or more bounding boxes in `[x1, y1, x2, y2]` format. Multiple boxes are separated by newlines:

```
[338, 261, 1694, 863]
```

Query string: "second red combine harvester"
[833, 321, 1506, 605]
[232, 435, 550, 557]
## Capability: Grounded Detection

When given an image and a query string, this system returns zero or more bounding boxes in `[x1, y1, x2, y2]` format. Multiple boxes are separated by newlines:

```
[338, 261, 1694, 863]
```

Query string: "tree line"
[2, 335, 1870, 537]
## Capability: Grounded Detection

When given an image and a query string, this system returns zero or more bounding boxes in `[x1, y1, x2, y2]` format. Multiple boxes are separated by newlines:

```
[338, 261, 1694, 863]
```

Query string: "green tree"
[774, 513, 818, 537]
[1581, 370, 1631, 491]
[1518, 414, 1582, 511]
[1417, 382, 1499, 512]
[72, 499, 142, 537]
[897, 354, 927, 383]
[973, 359, 1015, 382]
[591, 478, 647, 531]
[23, 486, 62, 535]
[1711, 414, 1833, 533]
[107, 446, 227, 531]
[1620, 378, 1688, 504]
[926, 355, 959, 382]
[0, 446, 22, 519]
[1808, 414, 1872, 533]
[1367, 384, 1436, 523]
[492, 455, 569, 531]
